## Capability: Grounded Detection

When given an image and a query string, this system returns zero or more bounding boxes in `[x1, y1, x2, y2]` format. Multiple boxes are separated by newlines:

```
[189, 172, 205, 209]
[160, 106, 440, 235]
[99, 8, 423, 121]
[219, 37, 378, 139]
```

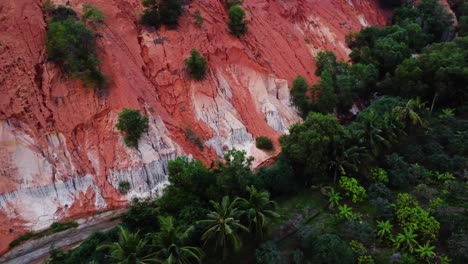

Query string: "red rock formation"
[0, 0, 389, 254]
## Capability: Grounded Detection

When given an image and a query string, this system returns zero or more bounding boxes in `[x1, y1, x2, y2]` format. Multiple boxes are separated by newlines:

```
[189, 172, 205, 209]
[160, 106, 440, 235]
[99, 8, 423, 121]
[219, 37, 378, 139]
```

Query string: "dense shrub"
[115, 108, 149, 147]
[46, 5, 105, 88]
[339, 176, 367, 203]
[341, 220, 375, 245]
[228, 5, 248, 36]
[290, 75, 310, 117]
[281, 113, 349, 185]
[256, 136, 274, 150]
[9, 232, 34, 248]
[140, 0, 182, 29]
[370, 198, 394, 220]
[121, 199, 160, 233]
[447, 233, 468, 263]
[185, 49, 207, 80]
[311, 234, 354, 264]
[118, 181, 131, 194]
[255, 241, 284, 264]
[368, 182, 394, 201]
[250, 155, 298, 197]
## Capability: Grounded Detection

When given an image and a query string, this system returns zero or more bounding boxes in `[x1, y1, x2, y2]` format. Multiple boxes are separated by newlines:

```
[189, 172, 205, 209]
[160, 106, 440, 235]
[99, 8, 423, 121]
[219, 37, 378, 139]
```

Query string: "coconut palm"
[393, 97, 427, 127]
[97, 226, 155, 264]
[196, 196, 248, 259]
[236, 186, 279, 240]
[152, 216, 204, 264]
[355, 111, 394, 156]
[376, 220, 393, 239]
[326, 188, 342, 209]
[394, 228, 418, 253]
[415, 242, 436, 260]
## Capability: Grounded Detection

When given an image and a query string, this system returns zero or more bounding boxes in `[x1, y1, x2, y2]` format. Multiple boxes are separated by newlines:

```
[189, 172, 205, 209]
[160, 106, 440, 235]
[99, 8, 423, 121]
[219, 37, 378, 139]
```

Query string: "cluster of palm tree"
[197, 186, 279, 259]
[98, 186, 278, 263]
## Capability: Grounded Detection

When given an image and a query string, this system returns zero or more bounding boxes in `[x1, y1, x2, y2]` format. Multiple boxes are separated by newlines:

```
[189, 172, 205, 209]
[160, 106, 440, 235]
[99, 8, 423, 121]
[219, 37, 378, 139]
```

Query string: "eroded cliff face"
[0, 0, 388, 253]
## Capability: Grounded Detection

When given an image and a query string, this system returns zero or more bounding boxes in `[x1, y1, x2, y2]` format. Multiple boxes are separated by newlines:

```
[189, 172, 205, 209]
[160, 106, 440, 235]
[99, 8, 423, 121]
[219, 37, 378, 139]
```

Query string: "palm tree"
[196, 196, 249, 259]
[152, 216, 204, 264]
[355, 111, 393, 156]
[326, 188, 342, 209]
[376, 220, 393, 239]
[237, 186, 279, 240]
[394, 228, 418, 253]
[97, 226, 155, 264]
[415, 242, 436, 260]
[393, 97, 427, 127]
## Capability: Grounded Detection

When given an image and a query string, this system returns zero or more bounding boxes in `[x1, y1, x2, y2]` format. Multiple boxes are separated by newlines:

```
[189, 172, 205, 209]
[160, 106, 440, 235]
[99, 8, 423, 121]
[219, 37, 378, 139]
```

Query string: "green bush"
[290, 75, 310, 117]
[140, 0, 182, 29]
[118, 181, 131, 194]
[50, 221, 78, 232]
[311, 234, 354, 264]
[81, 3, 105, 25]
[339, 176, 367, 203]
[370, 198, 394, 220]
[255, 241, 284, 264]
[256, 136, 274, 150]
[46, 5, 105, 88]
[185, 49, 207, 80]
[121, 200, 160, 233]
[225, 0, 243, 9]
[447, 233, 468, 262]
[368, 182, 394, 201]
[228, 6, 248, 36]
[341, 220, 375, 245]
[116, 108, 149, 147]
[9, 232, 34, 248]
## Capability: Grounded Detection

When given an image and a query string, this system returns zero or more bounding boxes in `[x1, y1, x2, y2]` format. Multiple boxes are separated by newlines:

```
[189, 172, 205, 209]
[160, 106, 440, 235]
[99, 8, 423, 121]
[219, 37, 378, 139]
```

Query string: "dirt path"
[0, 209, 124, 264]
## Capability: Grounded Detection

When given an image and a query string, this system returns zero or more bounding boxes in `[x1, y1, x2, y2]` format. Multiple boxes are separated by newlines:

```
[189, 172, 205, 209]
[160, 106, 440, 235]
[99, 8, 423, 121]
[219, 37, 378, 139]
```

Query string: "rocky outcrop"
[0, 0, 389, 254]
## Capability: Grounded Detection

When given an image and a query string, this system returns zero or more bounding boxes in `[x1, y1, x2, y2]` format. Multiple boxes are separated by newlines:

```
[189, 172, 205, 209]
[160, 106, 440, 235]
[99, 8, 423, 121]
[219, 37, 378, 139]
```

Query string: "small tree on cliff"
[185, 49, 208, 80]
[116, 108, 149, 147]
[228, 6, 248, 37]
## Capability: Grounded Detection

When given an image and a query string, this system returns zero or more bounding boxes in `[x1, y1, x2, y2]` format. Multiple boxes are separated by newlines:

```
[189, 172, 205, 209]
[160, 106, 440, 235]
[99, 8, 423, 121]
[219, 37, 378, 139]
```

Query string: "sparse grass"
[9, 221, 79, 248]
[184, 127, 204, 151]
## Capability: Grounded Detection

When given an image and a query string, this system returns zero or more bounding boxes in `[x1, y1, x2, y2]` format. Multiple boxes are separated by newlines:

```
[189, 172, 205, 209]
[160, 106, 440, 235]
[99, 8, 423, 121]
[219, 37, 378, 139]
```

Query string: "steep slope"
[0, 0, 388, 254]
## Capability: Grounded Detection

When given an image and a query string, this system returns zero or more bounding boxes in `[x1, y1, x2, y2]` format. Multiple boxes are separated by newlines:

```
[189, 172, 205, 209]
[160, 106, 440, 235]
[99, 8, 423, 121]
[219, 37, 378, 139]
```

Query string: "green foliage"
[376, 220, 393, 239]
[290, 75, 310, 117]
[237, 186, 279, 240]
[255, 241, 284, 264]
[216, 149, 254, 197]
[194, 10, 204, 27]
[225, 0, 243, 9]
[140, 0, 182, 29]
[391, 37, 468, 107]
[311, 234, 354, 264]
[369, 168, 389, 183]
[370, 198, 394, 220]
[10, 221, 78, 248]
[45, 5, 105, 88]
[115, 108, 149, 147]
[447, 233, 468, 263]
[280, 113, 348, 185]
[81, 3, 105, 25]
[97, 226, 154, 263]
[251, 155, 298, 197]
[118, 181, 131, 195]
[339, 176, 367, 203]
[341, 220, 375, 244]
[395, 193, 440, 241]
[326, 188, 342, 209]
[185, 49, 207, 80]
[197, 196, 249, 259]
[368, 182, 394, 202]
[9, 232, 34, 248]
[151, 216, 204, 263]
[228, 6, 248, 36]
[393, 227, 418, 253]
[121, 199, 160, 234]
[255, 136, 274, 150]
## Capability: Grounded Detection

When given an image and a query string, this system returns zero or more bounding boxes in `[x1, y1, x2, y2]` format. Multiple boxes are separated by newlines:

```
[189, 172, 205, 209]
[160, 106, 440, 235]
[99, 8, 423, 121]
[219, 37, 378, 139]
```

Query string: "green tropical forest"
[43, 0, 467, 263]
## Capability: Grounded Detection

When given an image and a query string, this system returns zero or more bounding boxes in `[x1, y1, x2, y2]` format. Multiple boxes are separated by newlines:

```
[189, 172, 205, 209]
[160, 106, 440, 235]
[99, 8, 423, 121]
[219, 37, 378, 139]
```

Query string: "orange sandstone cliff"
[0, 0, 388, 253]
